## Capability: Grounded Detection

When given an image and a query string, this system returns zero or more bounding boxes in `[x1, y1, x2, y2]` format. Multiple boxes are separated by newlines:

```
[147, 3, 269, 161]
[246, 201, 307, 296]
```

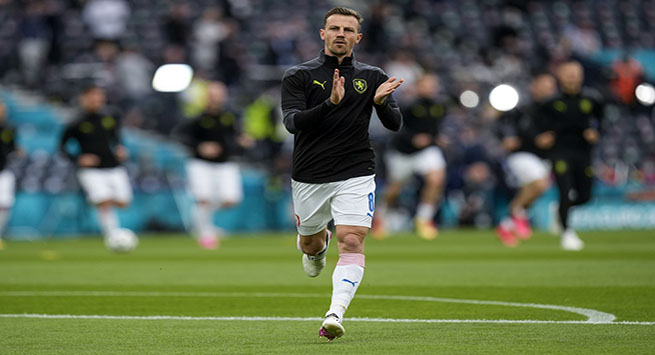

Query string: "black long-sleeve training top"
[281, 51, 403, 183]
[59, 109, 122, 168]
[496, 103, 544, 157]
[391, 97, 448, 154]
[175, 109, 238, 163]
[535, 89, 603, 159]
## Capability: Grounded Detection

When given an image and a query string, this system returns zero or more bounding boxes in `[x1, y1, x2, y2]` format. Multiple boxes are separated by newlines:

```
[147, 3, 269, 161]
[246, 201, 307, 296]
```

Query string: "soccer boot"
[198, 234, 219, 250]
[319, 314, 345, 341]
[302, 253, 326, 277]
[561, 229, 584, 251]
[512, 214, 532, 240]
[415, 217, 438, 240]
[495, 219, 518, 247]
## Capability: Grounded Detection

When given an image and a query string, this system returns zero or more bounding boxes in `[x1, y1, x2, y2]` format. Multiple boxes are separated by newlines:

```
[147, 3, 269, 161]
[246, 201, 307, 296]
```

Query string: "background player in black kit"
[536, 61, 603, 251]
[0, 99, 19, 249]
[374, 73, 448, 240]
[281, 7, 403, 340]
[59, 85, 133, 248]
[495, 72, 556, 247]
[175, 81, 250, 250]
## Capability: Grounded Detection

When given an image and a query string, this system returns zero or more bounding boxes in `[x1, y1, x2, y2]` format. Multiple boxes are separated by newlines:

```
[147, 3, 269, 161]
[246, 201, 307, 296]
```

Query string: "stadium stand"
[0, 0, 654, 235]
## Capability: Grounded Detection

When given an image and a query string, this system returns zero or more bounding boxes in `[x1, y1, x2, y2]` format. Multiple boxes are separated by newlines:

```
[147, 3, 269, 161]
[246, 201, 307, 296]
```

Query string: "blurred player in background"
[373, 73, 448, 240]
[536, 61, 603, 251]
[495, 72, 556, 246]
[281, 7, 403, 340]
[175, 81, 250, 250]
[0, 99, 18, 249]
[59, 85, 133, 246]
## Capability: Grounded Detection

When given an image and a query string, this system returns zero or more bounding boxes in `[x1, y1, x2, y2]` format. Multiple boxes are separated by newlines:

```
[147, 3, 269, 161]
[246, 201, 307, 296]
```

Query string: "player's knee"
[533, 178, 550, 194]
[340, 233, 364, 253]
[300, 235, 326, 255]
[96, 200, 113, 209]
[337, 227, 366, 253]
[196, 199, 211, 207]
[221, 199, 241, 209]
[114, 200, 130, 209]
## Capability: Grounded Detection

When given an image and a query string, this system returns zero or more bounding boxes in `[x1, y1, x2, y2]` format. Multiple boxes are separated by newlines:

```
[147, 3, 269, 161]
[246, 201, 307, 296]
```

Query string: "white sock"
[327, 253, 365, 321]
[97, 207, 119, 237]
[0, 208, 10, 237]
[193, 203, 214, 239]
[416, 203, 435, 220]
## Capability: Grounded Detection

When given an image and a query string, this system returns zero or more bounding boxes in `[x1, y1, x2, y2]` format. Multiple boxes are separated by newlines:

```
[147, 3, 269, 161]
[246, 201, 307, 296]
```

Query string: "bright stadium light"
[489, 84, 519, 111]
[152, 64, 194, 92]
[635, 83, 655, 106]
[460, 90, 480, 108]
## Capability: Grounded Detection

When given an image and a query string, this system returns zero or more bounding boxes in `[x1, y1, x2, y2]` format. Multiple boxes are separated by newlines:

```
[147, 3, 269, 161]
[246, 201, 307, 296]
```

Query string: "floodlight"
[460, 90, 480, 108]
[635, 83, 655, 106]
[489, 84, 519, 111]
[152, 64, 194, 92]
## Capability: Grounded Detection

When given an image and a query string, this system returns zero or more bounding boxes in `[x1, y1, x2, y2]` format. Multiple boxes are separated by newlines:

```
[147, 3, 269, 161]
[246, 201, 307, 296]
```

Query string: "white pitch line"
[0, 290, 616, 323]
[0, 314, 653, 325]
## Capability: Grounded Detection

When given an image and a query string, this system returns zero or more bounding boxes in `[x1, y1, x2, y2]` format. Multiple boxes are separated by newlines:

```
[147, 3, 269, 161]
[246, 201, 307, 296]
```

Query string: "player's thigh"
[552, 158, 575, 198]
[507, 152, 549, 186]
[291, 180, 334, 236]
[108, 167, 133, 204]
[331, 175, 376, 229]
[572, 157, 593, 197]
[414, 146, 446, 176]
[186, 159, 213, 202]
[77, 168, 113, 204]
[213, 162, 243, 204]
[0, 170, 15, 208]
[385, 151, 413, 183]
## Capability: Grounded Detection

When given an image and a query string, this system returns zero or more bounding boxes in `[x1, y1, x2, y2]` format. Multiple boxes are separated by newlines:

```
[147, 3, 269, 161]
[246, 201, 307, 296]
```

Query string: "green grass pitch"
[1, 230, 654, 354]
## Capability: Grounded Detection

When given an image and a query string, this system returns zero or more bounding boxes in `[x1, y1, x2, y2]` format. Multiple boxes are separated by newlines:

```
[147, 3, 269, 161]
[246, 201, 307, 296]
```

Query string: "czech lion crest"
[353, 78, 367, 94]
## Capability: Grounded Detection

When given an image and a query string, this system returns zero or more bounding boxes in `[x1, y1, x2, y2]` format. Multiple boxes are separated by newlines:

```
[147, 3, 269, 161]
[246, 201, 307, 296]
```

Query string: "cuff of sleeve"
[325, 98, 337, 109]
[374, 99, 389, 108]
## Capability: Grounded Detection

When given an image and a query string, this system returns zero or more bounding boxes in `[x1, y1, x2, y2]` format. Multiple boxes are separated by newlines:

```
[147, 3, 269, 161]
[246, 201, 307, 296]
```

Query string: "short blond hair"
[324, 7, 363, 31]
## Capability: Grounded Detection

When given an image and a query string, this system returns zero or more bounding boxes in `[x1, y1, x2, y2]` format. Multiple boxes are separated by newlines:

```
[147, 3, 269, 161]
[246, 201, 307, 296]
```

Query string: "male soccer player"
[59, 85, 133, 245]
[495, 72, 556, 246]
[176, 81, 247, 249]
[536, 61, 602, 251]
[0, 99, 17, 249]
[374, 73, 447, 240]
[281, 7, 403, 340]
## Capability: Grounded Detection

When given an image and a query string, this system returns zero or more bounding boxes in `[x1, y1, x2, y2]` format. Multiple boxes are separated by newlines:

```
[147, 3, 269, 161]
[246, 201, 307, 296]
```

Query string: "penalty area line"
[0, 314, 653, 325]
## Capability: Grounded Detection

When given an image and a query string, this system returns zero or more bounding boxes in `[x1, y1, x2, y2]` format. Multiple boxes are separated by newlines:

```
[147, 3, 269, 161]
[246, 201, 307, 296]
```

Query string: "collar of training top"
[319, 50, 354, 68]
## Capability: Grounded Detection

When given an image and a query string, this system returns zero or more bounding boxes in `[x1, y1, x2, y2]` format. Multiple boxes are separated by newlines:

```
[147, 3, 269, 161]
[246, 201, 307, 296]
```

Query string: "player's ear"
[320, 28, 326, 41]
[355, 32, 362, 44]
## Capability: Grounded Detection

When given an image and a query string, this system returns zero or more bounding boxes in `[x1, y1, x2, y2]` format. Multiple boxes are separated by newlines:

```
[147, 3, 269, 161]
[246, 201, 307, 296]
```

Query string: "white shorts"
[506, 152, 549, 186]
[0, 169, 15, 208]
[292, 175, 376, 235]
[385, 146, 446, 182]
[187, 159, 243, 206]
[77, 167, 133, 205]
